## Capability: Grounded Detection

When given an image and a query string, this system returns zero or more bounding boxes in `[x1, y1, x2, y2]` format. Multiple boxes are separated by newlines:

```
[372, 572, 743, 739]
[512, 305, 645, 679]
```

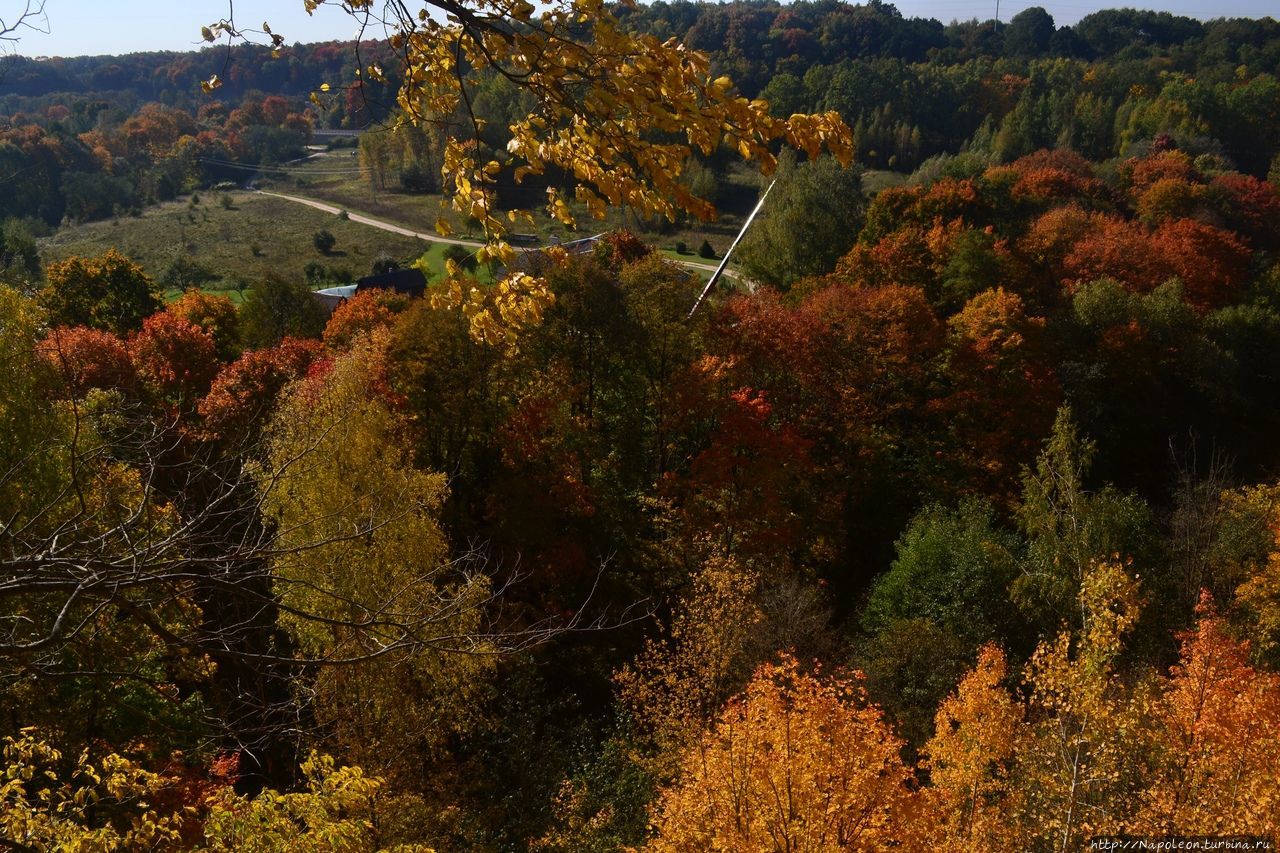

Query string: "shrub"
[371, 256, 401, 275]
[443, 242, 478, 271]
[313, 229, 337, 254]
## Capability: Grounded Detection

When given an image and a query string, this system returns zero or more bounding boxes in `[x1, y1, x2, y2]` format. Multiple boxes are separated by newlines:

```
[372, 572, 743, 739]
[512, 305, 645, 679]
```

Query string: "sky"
[893, 0, 1278, 27]
[8, 1, 378, 57]
[6, 0, 1279, 58]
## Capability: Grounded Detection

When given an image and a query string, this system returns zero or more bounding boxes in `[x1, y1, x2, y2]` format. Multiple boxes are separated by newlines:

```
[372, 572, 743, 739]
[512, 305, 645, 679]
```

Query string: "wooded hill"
[4, 4, 1280, 850]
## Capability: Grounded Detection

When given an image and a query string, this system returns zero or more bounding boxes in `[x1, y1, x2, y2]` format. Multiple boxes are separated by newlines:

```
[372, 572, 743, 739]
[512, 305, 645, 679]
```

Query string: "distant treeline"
[615, 2, 1280, 174]
[3, 5, 1280, 230]
[0, 40, 400, 124]
[0, 39, 412, 231]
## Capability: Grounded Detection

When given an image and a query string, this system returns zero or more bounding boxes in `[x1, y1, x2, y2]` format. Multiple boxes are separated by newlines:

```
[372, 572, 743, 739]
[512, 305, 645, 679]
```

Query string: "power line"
[196, 157, 367, 175]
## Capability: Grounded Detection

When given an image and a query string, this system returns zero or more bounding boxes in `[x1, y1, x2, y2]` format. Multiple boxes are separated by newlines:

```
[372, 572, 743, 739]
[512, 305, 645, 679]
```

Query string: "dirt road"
[256, 189, 729, 277]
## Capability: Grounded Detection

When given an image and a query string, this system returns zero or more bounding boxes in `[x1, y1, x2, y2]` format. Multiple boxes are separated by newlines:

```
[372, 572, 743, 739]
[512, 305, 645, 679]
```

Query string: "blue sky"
[11, 1, 375, 57]
[894, 0, 1278, 27]
[8, 0, 1279, 58]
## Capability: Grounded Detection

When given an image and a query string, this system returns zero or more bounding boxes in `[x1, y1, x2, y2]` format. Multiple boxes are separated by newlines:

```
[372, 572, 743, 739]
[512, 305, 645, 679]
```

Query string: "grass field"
[862, 169, 910, 193]
[39, 191, 436, 293]
[257, 151, 764, 257]
[263, 155, 460, 236]
[38, 154, 895, 299]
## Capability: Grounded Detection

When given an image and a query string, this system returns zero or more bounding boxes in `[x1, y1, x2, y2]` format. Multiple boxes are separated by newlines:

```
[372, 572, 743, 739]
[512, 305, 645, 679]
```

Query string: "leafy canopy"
[39, 249, 160, 335]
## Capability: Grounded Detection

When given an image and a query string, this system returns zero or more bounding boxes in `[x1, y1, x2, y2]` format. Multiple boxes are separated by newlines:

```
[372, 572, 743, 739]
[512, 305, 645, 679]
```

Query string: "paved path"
[256, 189, 731, 277]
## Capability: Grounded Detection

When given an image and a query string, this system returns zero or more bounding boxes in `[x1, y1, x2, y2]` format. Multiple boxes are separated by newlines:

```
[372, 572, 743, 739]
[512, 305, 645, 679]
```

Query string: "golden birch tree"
[924, 644, 1025, 851]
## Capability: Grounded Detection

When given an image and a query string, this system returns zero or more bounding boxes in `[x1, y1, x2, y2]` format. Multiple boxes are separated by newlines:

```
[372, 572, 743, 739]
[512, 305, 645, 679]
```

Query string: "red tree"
[939, 288, 1060, 503]
[322, 290, 410, 350]
[130, 313, 219, 405]
[199, 338, 324, 442]
[37, 326, 137, 397]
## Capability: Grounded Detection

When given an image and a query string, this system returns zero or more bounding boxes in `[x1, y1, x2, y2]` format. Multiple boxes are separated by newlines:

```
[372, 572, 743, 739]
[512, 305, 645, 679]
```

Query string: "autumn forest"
[3, 0, 1280, 850]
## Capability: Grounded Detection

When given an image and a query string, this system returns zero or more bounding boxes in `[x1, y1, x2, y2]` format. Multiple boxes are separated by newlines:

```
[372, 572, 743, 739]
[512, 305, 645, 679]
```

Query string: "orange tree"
[645, 656, 927, 851]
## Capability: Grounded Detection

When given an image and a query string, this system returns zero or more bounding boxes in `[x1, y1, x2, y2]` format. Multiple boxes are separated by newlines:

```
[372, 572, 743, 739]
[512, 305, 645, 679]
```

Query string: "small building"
[313, 267, 427, 316]
[355, 267, 427, 299]
[511, 233, 605, 276]
[313, 284, 358, 315]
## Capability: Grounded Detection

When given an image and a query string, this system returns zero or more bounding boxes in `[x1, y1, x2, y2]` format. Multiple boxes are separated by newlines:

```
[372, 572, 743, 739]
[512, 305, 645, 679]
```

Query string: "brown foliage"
[1125, 150, 1201, 197]
[939, 288, 1060, 502]
[1212, 172, 1280, 250]
[129, 312, 219, 404]
[1062, 216, 1250, 309]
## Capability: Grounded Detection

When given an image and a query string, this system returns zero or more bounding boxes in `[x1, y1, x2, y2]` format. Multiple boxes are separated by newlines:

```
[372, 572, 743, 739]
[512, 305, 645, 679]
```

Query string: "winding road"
[255, 189, 730, 278]
[257, 190, 485, 248]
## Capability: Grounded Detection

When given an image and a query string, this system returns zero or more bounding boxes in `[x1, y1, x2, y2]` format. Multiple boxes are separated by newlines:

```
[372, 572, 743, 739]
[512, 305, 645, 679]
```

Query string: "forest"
[3, 0, 1280, 851]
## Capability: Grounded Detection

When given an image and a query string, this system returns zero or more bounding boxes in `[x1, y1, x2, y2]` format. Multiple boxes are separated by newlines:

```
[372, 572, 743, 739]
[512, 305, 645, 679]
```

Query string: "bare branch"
[0, 0, 48, 46]
[0, 380, 639, 761]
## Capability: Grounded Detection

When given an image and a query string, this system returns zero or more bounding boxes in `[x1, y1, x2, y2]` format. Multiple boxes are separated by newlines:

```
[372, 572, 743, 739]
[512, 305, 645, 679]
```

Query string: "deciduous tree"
[646, 656, 925, 851]
[925, 644, 1024, 851]
[37, 325, 137, 397]
[1133, 600, 1280, 838]
[168, 290, 240, 362]
[322, 288, 410, 350]
[942, 287, 1059, 501]
[1235, 499, 1280, 667]
[736, 153, 865, 288]
[198, 337, 323, 443]
[1013, 408, 1156, 631]
[39, 249, 160, 335]
[1017, 561, 1150, 850]
[254, 331, 497, 785]
[130, 311, 220, 406]
[238, 272, 327, 348]
[0, 217, 40, 286]
[615, 556, 763, 774]
[862, 498, 1021, 648]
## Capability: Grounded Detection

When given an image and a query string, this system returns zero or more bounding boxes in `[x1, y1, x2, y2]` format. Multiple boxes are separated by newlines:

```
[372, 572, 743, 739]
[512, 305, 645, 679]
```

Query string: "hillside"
[38, 190, 437, 294]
